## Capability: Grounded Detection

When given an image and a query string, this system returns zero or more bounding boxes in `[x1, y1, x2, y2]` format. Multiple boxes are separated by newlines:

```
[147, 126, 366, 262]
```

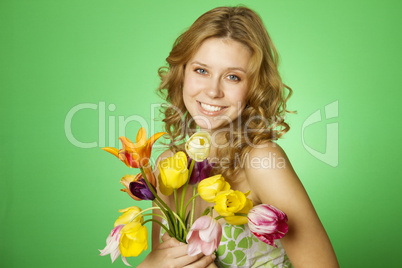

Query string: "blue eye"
[195, 68, 207, 74]
[228, 74, 240, 81]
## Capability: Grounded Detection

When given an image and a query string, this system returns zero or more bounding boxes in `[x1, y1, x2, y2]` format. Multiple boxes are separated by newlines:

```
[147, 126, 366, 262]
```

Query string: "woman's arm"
[245, 142, 339, 268]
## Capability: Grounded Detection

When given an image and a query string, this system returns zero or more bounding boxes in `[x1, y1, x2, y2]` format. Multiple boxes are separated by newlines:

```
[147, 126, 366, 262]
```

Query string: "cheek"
[231, 86, 249, 105]
[183, 75, 201, 98]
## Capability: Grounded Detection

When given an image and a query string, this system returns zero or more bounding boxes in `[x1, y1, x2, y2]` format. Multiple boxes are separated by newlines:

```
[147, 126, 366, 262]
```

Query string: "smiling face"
[182, 38, 252, 131]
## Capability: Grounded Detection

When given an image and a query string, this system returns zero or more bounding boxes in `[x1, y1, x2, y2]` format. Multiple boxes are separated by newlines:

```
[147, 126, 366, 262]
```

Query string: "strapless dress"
[159, 220, 292, 267]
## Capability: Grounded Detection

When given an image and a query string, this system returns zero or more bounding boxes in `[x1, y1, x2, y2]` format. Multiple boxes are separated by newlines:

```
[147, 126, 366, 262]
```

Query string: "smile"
[197, 101, 229, 116]
[198, 101, 227, 112]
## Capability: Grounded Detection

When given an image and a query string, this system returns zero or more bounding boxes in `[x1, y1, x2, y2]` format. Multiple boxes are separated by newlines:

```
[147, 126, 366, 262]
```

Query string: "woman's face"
[182, 38, 251, 131]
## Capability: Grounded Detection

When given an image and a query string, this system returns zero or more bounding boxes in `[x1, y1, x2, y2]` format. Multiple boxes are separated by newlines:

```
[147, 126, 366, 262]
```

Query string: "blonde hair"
[157, 6, 293, 179]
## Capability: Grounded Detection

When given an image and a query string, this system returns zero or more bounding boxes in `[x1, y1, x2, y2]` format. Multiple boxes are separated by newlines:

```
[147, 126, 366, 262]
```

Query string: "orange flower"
[102, 128, 166, 168]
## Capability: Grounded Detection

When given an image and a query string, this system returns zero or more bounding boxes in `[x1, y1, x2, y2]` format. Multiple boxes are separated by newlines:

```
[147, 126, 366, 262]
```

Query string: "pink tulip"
[247, 204, 288, 247]
[186, 216, 222, 256]
[99, 225, 131, 266]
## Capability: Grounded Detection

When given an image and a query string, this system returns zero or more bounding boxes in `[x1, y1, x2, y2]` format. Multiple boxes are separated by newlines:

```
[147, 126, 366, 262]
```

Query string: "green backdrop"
[1, 0, 401, 267]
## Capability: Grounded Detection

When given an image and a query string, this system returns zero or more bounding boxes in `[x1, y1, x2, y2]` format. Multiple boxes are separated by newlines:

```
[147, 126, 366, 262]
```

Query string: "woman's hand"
[138, 233, 216, 268]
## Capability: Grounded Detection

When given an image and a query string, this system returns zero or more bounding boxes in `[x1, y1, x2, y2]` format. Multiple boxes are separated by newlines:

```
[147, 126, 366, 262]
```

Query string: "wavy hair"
[157, 6, 293, 179]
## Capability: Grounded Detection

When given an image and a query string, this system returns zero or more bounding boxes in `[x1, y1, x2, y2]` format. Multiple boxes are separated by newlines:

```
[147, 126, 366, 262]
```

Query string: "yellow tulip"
[214, 190, 253, 224]
[114, 206, 143, 227]
[119, 221, 148, 257]
[185, 131, 211, 162]
[197, 175, 230, 203]
[158, 151, 189, 196]
[224, 198, 253, 225]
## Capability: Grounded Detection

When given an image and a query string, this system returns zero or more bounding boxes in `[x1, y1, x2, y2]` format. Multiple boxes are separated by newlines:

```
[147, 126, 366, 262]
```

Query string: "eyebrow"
[190, 61, 247, 73]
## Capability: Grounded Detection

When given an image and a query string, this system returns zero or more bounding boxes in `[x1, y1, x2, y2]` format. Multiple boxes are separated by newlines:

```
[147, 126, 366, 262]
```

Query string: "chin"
[195, 119, 233, 132]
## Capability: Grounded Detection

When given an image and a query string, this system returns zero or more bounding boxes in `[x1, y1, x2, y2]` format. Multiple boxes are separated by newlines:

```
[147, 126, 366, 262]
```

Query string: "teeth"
[200, 102, 224, 112]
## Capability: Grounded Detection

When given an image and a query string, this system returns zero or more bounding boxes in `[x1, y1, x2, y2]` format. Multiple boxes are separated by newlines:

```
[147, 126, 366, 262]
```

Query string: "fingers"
[158, 236, 183, 250]
[161, 232, 171, 243]
[205, 259, 218, 268]
[175, 252, 205, 267]
[183, 254, 216, 268]
[156, 234, 217, 267]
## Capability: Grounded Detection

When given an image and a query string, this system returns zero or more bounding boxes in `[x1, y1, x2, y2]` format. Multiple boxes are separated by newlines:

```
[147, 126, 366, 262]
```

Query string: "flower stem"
[184, 193, 199, 213]
[180, 159, 195, 219]
[171, 211, 188, 237]
[141, 213, 168, 222]
[140, 166, 179, 236]
[140, 166, 169, 211]
[142, 219, 173, 237]
[129, 206, 160, 223]
[215, 215, 224, 221]
[153, 199, 176, 237]
[190, 186, 197, 227]
[201, 206, 212, 216]
[174, 189, 179, 216]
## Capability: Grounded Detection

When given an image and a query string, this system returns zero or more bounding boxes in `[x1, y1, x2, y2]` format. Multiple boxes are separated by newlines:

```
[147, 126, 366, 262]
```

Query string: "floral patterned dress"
[159, 220, 292, 268]
[215, 223, 292, 268]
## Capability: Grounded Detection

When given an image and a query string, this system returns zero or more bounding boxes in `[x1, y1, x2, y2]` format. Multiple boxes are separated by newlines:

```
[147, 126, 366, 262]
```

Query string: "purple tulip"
[186, 216, 222, 256]
[247, 204, 288, 247]
[187, 155, 214, 185]
[129, 178, 156, 200]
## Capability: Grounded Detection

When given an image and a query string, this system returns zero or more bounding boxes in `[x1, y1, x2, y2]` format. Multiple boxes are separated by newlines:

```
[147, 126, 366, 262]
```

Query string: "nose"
[205, 77, 224, 98]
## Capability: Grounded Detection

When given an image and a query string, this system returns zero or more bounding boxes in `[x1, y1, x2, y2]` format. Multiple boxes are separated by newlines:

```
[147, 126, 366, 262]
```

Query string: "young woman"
[139, 6, 339, 268]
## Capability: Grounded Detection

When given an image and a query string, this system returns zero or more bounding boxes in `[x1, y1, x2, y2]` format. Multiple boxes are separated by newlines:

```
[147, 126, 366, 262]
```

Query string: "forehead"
[189, 38, 252, 70]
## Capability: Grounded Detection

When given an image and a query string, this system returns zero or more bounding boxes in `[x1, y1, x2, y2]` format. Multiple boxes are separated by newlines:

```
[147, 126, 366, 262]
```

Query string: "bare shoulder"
[245, 141, 339, 267]
[244, 141, 303, 207]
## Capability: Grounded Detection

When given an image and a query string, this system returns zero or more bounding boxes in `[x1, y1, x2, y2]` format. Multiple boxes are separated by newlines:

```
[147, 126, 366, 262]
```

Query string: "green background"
[1, 0, 401, 267]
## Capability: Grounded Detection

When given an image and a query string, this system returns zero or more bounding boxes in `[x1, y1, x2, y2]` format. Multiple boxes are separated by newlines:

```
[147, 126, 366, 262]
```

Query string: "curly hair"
[157, 6, 293, 180]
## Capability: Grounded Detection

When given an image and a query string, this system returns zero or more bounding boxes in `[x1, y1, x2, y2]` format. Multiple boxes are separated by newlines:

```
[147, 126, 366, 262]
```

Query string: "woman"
[139, 6, 339, 268]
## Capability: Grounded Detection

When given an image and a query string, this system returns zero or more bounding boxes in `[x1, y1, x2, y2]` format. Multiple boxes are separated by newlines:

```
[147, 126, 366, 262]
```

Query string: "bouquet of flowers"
[99, 128, 289, 266]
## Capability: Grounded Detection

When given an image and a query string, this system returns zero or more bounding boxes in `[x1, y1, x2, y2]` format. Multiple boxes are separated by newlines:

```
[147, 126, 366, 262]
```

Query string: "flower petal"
[187, 234, 202, 256]
[119, 136, 135, 151]
[201, 241, 215, 256]
[121, 256, 132, 267]
[101, 147, 119, 158]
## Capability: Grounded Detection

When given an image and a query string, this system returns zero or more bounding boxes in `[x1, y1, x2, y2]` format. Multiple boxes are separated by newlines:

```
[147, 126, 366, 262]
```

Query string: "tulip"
[214, 190, 253, 224]
[197, 175, 230, 203]
[224, 198, 253, 225]
[99, 225, 131, 266]
[158, 151, 188, 196]
[102, 127, 166, 168]
[114, 206, 143, 227]
[119, 221, 148, 257]
[185, 131, 211, 162]
[186, 216, 222, 256]
[247, 204, 288, 247]
[120, 173, 156, 201]
[187, 155, 215, 185]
